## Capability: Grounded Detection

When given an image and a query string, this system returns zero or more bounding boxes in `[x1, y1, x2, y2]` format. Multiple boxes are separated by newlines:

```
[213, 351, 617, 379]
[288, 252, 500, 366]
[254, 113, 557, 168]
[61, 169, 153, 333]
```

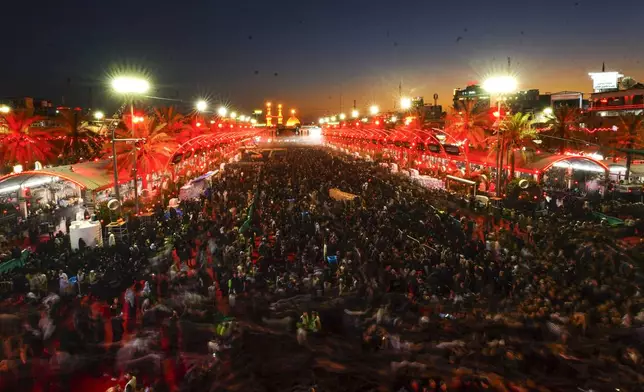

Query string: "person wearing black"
[111, 312, 125, 347]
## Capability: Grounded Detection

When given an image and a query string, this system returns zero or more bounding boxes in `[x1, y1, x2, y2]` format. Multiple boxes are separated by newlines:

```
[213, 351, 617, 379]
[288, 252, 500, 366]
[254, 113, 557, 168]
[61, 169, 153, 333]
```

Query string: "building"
[588, 83, 644, 117]
[453, 85, 490, 110]
[550, 91, 586, 110]
[422, 105, 443, 120]
[0, 97, 56, 116]
[506, 89, 550, 114]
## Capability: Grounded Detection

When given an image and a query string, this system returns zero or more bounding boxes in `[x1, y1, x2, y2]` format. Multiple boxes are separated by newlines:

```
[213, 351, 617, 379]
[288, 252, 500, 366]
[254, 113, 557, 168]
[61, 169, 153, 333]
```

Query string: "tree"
[615, 114, 644, 182]
[0, 112, 60, 167]
[55, 110, 103, 164]
[155, 106, 191, 133]
[110, 115, 178, 189]
[548, 106, 581, 154]
[499, 113, 537, 181]
[445, 100, 491, 175]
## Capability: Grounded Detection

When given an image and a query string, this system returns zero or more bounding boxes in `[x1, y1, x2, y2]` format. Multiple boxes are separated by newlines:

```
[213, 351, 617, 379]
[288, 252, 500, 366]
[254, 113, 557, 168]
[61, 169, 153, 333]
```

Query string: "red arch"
[540, 155, 610, 173]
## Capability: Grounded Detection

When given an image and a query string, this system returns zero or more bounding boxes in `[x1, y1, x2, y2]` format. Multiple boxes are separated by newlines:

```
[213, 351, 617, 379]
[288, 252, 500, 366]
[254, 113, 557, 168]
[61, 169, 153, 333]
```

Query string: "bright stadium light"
[93, 111, 105, 120]
[400, 97, 412, 110]
[111, 76, 150, 94]
[217, 107, 228, 117]
[196, 100, 208, 112]
[483, 75, 518, 94]
[369, 105, 379, 115]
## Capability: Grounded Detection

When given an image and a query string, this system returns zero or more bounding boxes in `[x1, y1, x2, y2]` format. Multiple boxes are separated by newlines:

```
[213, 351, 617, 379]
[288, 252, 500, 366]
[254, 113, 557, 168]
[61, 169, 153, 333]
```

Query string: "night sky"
[2, 0, 644, 120]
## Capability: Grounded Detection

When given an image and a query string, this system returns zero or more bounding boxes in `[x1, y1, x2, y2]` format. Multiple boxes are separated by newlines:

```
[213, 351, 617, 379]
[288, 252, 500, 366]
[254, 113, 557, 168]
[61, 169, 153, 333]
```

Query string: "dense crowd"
[0, 146, 643, 392]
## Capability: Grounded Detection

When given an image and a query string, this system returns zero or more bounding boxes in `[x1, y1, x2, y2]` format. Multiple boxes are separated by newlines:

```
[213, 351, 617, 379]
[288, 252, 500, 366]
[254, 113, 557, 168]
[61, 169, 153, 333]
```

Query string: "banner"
[329, 188, 358, 201]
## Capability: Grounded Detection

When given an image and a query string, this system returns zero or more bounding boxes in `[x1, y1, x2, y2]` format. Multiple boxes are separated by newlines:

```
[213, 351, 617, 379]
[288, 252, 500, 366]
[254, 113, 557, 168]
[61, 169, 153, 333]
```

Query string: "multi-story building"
[506, 89, 551, 114]
[453, 84, 490, 110]
[0, 97, 56, 116]
[588, 84, 644, 117]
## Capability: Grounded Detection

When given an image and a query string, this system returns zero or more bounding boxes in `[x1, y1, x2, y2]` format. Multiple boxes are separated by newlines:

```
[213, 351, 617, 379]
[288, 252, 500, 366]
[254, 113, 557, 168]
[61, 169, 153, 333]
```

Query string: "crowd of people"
[0, 146, 643, 392]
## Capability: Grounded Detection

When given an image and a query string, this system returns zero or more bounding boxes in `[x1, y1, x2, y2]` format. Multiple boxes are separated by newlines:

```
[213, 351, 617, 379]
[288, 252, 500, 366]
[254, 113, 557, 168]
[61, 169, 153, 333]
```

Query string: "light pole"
[111, 76, 150, 214]
[483, 75, 517, 197]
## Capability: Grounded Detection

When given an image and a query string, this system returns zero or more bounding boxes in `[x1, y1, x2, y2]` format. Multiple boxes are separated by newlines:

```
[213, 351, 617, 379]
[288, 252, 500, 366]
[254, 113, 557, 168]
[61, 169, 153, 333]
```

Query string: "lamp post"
[483, 76, 517, 197]
[111, 76, 150, 214]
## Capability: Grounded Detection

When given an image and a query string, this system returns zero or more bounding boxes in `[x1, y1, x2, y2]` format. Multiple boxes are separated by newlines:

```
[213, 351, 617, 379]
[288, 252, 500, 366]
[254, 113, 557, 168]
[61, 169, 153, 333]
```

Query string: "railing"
[588, 104, 644, 111]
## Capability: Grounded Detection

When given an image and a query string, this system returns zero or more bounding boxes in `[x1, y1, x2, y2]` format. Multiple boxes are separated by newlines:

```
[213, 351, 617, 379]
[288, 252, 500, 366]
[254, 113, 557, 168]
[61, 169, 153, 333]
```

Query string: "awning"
[0, 159, 132, 193]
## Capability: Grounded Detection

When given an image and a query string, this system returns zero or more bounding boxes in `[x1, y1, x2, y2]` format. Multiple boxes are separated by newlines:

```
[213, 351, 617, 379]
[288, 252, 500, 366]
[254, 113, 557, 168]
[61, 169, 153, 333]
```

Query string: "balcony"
[588, 104, 644, 112]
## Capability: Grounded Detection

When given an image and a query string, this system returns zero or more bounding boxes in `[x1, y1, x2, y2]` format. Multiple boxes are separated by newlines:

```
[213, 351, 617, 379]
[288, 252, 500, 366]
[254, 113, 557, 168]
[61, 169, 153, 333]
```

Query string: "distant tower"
[266, 102, 272, 126]
[277, 104, 283, 125]
[602, 62, 606, 72]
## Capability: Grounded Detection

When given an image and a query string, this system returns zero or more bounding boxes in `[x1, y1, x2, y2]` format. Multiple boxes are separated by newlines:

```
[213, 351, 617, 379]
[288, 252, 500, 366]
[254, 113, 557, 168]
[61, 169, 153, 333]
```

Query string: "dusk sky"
[2, 0, 644, 120]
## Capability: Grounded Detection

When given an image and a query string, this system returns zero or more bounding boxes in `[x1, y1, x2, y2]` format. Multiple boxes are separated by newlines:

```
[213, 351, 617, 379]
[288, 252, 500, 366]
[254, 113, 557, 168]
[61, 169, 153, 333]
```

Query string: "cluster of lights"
[194, 99, 254, 124]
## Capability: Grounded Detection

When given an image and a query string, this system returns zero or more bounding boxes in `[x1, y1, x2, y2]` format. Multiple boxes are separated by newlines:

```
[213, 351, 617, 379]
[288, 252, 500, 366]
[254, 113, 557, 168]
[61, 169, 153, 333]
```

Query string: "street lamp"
[217, 107, 228, 117]
[230, 112, 238, 119]
[319, 118, 325, 124]
[93, 111, 105, 120]
[400, 97, 412, 110]
[111, 76, 150, 95]
[339, 113, 346, 120]
[369, 105, 379, 116]
[196, 100, 208, 112]
[111, 75, 150, 214]
[351, 109, 359, 118]
[484, 75, 517, 197]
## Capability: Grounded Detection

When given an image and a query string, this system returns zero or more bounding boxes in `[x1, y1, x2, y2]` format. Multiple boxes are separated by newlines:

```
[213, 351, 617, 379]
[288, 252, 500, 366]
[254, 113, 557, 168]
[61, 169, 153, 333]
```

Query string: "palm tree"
[155, 106, 191, 135]
[615, 114, 644, 182]
[445, 100, 491, 174]
[110, 115, 178, 189]
[548, 106, 580, 154]
[499, 113, 537, 181]
[0, 111, 60, 167]
[54, 110, 103, 164]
